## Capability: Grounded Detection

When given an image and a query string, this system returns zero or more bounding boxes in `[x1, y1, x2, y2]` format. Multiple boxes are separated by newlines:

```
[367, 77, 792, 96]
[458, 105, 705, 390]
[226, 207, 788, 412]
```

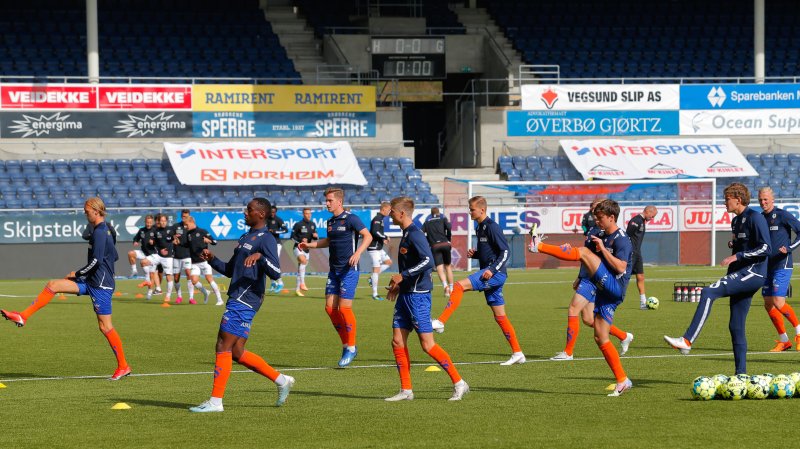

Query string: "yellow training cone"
[0, 383, 7, 388]
[111, 403, 131, 410]
[605, 383, 616, 391]
[425, 365, 442, 372]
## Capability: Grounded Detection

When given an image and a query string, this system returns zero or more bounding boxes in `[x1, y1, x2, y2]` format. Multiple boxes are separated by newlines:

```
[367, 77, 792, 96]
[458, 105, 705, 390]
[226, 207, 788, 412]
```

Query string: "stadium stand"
[0, 157, 437, 211]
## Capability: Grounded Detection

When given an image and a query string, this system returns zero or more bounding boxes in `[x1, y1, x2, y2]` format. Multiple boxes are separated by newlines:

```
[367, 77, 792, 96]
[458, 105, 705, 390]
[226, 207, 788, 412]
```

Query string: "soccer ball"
[735, 373, 750, 384]
[723, 378, 747, 400]
[746, 375, 770, 399]
[788, 372, 800, 387]
[646, 297, 659, 310]
[762, 373, 775, 383]
[712, 374, 730, 396]
[691, 376, 716, 400]
[770, 375, 796, 398]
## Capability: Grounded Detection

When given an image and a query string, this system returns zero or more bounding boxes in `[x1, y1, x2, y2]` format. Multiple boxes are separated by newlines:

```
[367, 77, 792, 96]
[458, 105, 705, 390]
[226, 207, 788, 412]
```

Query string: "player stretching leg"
[290, 208, 317, 296]
[300, 187, 372, 367]
[432, 196, 525, 366]
[2, 198, 131, 380]
[529, 199, 633, 396]
[384, 197, 468, 401]
[664, 183, 770, 375]
[189, 198, 294, 412]
[757, 187, 800, 352]
[551, 200, 633, 360]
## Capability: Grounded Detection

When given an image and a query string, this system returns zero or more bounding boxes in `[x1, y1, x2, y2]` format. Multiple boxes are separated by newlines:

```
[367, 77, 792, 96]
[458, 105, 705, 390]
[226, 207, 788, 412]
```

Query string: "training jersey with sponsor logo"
[729, 207, 771, 274]
[291, 219, 317, 249]
[422, 213, 452, 246]
[625, 214, 646, 253]
[209, 225, 280, 311]
[397, 223, 434, 293]
[367, 213, 387, 251]
[268, 215, 287, 244]
[76, 221, 118, 290]
[171, 221, 190, 259]
[180, 227, 217, 264]
[326, 211, 367, 271]
[470, 217, 509, 275]
[134, 225, 156, 256]
[596, 227, 633, 291]
[153, 225, 175, 257]
[761, 207, 800, 270]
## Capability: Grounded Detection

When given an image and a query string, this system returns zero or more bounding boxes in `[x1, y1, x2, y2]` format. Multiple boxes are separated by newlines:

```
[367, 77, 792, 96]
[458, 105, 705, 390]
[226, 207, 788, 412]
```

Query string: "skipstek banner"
[559, 138, 758, 180]
[0, 84, 193, 110]
[163, 141, 368, 187]
[0, 111, 193, 138]
[193, 111, 376, 138]
[521, 84, 680, 111]
[508, 110, 679, 136]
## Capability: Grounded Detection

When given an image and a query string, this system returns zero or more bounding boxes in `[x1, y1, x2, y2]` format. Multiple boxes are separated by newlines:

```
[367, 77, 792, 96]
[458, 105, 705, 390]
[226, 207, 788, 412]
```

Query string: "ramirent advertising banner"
[521, 84, 680, 111]
[192, 85, 376, 112]
[163, 141, 368, 186]
[559, 138, 758, 180]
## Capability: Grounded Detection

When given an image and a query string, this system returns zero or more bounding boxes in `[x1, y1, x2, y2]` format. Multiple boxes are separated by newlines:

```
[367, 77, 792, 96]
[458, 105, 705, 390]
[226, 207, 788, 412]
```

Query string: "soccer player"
[367, 202, 393, 300]
[529, 199, 633, 396]
[431, 196, 526, 366]
[171, 209, 193, 304]
[581, 203, 596, 236]
[299, 187, 372, 367]
[1, 197, 131, 380]
[384, 196, 469, 401]
[180, 216, 224, 306]
[290, 207, 318, 296]
[422, 206, 453, 297]
[626, 205, 658, 310]
[664, 183, 771, 375]
[129, 214, 155, 282]
[150, 214, 176, 304]
[757, 187, 800, 351]
[189, 198, 294, 412]
[550, 199, 634, 361]
[267, 205, 288, 293]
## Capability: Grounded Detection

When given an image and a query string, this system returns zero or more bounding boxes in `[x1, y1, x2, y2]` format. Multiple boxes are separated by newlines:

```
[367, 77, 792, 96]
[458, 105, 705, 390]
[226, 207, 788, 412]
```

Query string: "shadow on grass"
[561, 375, 683, 387]
[0, 372, 55, 379]
[274, 389, 378, 400]
[114, 398, 191, 410]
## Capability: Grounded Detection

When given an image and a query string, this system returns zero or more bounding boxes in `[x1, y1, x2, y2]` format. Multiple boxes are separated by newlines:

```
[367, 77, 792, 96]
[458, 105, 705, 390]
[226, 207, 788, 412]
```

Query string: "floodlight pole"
[754, 0, 765, 83]
[86, 0, 100, 83]
[711, 178, 717, 267]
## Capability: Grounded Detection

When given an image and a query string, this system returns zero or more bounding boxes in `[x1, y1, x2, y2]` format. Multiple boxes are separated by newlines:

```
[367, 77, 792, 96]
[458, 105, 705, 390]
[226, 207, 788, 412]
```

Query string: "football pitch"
[0, 266, 798, 448]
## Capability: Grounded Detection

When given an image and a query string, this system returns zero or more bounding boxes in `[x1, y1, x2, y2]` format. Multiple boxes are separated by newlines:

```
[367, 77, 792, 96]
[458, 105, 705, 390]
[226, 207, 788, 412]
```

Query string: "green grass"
[1, 266, 799, 448]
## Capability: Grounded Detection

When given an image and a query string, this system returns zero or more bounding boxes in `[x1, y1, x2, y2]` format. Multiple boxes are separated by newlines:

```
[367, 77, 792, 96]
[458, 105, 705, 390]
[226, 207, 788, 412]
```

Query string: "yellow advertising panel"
[193, 85, 376, 112]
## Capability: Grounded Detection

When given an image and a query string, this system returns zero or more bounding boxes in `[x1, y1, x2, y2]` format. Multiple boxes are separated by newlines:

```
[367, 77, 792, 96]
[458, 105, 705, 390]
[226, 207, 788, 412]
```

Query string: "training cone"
[161, 302, 171, 308]
[111, 402, 131, 410]
[57, 294, 67, 300]
[114, 292, 123, 297]
[605, 383, 616, 391]
[425, 365, 442, 372]
[281, 289, 290, 294]
[135, 293, 144, 299]
[0, 382, 6, 389]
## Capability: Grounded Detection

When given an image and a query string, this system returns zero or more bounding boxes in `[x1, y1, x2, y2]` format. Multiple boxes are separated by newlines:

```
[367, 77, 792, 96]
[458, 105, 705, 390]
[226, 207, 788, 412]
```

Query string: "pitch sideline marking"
[0, 350, 795, 383]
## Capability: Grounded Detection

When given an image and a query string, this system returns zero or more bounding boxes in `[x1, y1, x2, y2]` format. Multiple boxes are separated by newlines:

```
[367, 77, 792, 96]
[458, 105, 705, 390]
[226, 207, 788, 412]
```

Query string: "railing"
[0, 75, 301, 84]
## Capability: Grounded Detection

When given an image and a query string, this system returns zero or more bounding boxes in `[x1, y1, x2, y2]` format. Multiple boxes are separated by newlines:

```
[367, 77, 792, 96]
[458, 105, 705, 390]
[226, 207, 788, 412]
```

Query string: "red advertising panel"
[1, 84, 97, 109]
[98, 85, 192, 110]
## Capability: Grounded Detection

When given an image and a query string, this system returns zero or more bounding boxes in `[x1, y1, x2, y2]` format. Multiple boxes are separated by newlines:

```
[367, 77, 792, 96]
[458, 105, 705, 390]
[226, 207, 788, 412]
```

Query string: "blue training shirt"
[326, 211, 366, 271]
[597, 227, 633, 292]
[471, 217, 509, 274]
[76, 221, 118, 291]
[209, 225, 281, 312]
[762, 207, 800, 270]
[730, 206, 771, 274]
[397, 223, 434, 293]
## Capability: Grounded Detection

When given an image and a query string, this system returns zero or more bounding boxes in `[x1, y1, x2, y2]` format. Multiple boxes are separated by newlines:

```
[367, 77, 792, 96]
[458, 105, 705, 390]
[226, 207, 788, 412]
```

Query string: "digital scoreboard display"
[371, 37, 446, 79]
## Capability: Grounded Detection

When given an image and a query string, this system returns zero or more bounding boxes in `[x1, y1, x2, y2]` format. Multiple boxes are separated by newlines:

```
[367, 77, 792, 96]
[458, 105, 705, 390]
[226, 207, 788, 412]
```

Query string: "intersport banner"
[559, 138, 758, 180]
[521, 84, 680, 111]
[163, 141, 368, 187]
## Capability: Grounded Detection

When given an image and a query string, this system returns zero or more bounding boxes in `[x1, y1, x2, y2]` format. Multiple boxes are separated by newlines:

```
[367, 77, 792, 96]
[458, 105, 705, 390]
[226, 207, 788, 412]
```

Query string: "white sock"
[371, 273, 379, 295]
[780, 333, 789, 342]
[211, 281, 222, 302]
[277, 278, 284, 287]
[176, 281, 183, 298]
[209, 396, 223, 407]
[298, 263, 306, 285]
[379, 263, 389, 273]
[187, 281, 194, 299]
[796, 324, 800, 334]
[275, 374, 287, 386]
[165, 280, 174, 300]
[195, 282, 208, 295]
[640, 294, 646, 303]
[130, 264, 137, 273]
[346, 345, 356, 351]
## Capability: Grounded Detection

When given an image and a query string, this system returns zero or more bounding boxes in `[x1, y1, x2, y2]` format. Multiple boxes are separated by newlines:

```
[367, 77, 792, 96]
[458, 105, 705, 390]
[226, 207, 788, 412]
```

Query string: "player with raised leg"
[1, 197, 131, 381]
[300, 187, 372, 367]
[189, 198, 294, 412]
[384, 196, 469, 402]
[529, 199, 633, 396]
[663, 183, 770, 375]
[431, 196, 526, 366]
[756, 187, 800, 351]
[291, 208, 318, 296]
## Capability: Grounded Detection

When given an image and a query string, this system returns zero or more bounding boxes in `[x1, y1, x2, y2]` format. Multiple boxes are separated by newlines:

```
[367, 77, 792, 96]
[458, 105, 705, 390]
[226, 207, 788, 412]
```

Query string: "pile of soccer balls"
[646, 296, 659, 310]
[691, 373, 800, 400]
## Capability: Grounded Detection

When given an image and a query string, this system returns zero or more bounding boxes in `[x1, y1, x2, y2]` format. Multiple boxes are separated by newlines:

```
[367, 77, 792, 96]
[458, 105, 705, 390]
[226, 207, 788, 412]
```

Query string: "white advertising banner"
[559, 138, 759, 180]
[680, 109, 800, 135]
[163, 141, 368, 186]
[521, 84, 680, 111]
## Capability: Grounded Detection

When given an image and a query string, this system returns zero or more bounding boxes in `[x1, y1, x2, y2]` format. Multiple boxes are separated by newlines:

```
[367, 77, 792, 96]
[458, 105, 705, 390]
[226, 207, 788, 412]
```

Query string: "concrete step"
[271, 22, 309, 33]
